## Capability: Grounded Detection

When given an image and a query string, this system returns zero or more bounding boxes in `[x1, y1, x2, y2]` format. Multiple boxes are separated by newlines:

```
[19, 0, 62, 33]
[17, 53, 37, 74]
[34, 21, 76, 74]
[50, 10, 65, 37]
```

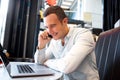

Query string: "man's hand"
[37, 30, 52, 50]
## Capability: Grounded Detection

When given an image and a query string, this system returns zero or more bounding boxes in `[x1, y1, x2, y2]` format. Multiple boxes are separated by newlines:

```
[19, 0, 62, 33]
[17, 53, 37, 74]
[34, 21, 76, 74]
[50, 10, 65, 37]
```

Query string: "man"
[34, 6, 99, 80]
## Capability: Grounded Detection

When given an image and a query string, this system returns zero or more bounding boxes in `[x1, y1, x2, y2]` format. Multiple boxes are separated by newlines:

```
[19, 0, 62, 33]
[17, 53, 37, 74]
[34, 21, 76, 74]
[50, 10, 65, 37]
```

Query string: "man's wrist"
[36, 46, 45, 50]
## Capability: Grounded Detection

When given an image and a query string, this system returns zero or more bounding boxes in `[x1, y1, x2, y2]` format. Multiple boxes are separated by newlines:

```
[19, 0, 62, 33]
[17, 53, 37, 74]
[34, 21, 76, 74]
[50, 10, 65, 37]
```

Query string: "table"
[0, 62, 63, 80]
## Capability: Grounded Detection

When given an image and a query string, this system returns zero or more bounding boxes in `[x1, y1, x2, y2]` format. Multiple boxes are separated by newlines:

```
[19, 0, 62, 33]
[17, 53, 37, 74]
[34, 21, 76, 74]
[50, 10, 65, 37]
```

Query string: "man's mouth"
[53, 33, 58, 36]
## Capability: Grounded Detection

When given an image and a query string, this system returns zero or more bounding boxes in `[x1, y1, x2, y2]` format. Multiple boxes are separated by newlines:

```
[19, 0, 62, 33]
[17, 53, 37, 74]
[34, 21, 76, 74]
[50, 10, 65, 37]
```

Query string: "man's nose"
[47, 28, 52, 34]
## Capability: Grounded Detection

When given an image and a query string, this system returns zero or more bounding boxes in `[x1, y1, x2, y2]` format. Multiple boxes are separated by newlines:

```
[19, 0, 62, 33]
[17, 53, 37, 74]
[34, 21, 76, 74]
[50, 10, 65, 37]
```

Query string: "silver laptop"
[0, 51, 54, 78]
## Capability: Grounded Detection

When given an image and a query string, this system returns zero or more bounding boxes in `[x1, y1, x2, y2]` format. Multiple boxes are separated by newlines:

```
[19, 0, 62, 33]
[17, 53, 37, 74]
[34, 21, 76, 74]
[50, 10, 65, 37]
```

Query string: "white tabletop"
[0, 62, 63, 80]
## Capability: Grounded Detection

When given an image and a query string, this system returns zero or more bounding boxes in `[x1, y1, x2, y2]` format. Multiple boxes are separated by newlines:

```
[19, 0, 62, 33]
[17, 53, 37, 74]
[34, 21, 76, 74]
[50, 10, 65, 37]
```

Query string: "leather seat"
[95, 26, 120, 80]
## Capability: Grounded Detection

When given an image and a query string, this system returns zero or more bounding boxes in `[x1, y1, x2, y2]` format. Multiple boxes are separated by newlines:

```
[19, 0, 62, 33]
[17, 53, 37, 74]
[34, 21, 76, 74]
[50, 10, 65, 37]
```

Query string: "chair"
[95, 26, 120, 80]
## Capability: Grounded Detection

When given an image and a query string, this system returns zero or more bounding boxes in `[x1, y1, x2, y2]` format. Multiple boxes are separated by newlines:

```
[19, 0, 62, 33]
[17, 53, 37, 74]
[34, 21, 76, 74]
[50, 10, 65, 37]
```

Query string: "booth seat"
[95, 26, 120, 80]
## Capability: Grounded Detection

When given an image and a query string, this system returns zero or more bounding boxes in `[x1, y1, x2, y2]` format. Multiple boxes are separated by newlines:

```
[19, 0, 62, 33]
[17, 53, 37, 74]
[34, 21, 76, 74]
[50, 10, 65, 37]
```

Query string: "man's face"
[44, 14, 68, 40]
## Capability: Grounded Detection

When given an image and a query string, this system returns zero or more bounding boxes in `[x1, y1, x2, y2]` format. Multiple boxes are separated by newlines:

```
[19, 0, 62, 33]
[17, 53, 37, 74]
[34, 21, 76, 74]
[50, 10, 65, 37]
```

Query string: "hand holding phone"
[48, 34, 53, 38]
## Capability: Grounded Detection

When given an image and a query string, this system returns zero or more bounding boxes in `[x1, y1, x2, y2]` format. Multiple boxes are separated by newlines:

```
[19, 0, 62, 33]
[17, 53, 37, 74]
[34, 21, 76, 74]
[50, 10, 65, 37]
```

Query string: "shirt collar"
[64, 27, 74, 40]
[54, 27, 74, 43]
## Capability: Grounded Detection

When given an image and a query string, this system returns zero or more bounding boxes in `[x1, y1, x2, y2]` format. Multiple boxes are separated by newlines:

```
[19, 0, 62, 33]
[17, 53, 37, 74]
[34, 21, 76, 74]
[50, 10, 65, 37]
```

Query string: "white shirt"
[34, 27, 99, 80]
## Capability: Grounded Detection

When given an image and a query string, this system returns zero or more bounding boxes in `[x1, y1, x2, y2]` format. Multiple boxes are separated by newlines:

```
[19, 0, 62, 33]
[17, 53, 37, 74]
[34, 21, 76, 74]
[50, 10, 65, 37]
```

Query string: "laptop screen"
[0, 51, 9, 66]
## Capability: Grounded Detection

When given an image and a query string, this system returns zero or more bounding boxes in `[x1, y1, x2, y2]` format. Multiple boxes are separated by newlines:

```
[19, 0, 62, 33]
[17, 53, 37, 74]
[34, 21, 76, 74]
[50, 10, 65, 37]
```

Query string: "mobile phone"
[48, 34, 53, 38]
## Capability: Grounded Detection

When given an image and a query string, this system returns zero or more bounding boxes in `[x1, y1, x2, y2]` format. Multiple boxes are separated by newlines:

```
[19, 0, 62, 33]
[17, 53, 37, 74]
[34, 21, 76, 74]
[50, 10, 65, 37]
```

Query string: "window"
[0, 0, 9, 45]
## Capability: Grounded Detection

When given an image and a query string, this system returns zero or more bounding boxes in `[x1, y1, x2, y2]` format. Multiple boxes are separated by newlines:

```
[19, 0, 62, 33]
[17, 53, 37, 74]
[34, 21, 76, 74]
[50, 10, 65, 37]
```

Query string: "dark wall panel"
[4, 0, 41, 58]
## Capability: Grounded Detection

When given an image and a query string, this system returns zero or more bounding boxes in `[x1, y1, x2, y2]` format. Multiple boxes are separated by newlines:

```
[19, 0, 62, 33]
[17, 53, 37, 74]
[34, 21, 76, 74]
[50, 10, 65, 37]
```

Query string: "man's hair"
[43, 6, 67, 22]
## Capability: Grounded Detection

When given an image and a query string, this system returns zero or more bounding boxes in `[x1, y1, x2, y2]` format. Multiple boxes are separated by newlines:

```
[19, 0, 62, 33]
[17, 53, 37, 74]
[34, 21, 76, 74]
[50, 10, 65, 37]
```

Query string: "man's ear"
[63, 18, 68, 24]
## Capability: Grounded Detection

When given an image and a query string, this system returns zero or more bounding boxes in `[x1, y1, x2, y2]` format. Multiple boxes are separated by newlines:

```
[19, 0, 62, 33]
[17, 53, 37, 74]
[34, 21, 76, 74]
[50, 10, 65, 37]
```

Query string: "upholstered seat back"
[95, 27, 120, 80]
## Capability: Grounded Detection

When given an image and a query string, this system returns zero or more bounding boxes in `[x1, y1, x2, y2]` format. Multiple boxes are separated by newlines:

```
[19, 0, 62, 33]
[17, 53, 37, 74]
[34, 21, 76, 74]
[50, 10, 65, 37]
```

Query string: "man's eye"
[51, 24, 56, 27]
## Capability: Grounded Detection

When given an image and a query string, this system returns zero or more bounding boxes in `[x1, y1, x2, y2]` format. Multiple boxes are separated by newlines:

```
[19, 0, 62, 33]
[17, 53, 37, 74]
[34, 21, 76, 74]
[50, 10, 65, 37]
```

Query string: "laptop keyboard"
[17, 65, 35, 73]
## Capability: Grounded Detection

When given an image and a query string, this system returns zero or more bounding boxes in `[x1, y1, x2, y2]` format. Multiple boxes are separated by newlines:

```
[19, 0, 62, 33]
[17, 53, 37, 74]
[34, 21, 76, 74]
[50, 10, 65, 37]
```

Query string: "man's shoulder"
[72, 27, 90, 34]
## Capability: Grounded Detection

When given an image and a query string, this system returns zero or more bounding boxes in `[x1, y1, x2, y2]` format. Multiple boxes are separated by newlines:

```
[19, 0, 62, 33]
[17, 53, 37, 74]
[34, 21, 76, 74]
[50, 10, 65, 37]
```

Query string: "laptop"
[0, 51, 54, 78]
